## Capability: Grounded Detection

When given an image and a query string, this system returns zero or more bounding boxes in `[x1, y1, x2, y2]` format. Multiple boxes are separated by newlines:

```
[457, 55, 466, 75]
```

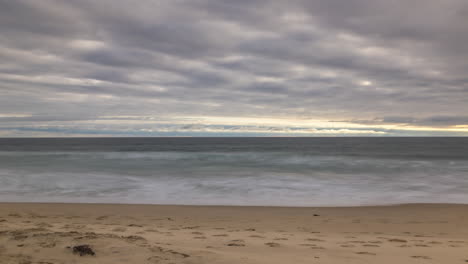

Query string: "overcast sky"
[1, 0, 467, 137]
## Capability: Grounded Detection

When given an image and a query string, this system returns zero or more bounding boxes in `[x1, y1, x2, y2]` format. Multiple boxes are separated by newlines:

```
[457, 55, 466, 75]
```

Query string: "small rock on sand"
[72, 245, 95, 256]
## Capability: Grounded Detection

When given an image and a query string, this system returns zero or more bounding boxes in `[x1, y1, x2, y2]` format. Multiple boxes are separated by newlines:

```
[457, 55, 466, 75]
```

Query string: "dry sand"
[0, 203, 467, 263]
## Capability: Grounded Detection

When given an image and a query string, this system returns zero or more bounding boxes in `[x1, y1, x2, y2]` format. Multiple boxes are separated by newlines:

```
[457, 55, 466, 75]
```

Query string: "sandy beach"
[0, 203, 467, 263]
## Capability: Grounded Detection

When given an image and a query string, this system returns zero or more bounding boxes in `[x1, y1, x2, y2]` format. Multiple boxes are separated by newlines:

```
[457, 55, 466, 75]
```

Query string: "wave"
[0, 150, 467, 206]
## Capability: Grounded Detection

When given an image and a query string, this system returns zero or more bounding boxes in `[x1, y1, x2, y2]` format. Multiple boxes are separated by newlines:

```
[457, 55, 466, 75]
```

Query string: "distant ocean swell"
[1, 148, 467, 206]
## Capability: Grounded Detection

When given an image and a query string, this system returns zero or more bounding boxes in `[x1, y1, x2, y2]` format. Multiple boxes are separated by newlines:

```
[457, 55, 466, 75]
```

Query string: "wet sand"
[1, 203, 468, 263]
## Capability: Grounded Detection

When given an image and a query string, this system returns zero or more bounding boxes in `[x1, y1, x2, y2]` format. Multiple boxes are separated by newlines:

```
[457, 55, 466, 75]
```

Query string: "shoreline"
[2, 201, 467, 207]
[1, 203, 468, 263]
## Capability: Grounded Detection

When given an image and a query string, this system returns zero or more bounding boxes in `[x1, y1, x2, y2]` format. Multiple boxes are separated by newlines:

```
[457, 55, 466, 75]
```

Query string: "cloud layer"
[1, 0, 467, 136]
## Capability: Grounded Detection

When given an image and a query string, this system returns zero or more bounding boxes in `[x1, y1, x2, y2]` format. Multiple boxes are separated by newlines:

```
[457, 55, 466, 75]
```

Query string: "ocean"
[0, 137, 467, 206]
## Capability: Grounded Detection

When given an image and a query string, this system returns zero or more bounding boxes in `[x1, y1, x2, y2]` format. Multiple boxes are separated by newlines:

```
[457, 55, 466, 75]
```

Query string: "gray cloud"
[0, 0, 467, 136]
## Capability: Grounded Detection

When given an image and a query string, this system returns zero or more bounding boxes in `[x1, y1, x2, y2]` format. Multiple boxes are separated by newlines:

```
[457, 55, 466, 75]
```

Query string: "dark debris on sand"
[71, 244, 96, 256]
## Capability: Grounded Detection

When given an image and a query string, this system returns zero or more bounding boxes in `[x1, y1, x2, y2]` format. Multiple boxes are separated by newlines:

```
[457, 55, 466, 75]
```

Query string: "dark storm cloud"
[0, 0, 467, 136]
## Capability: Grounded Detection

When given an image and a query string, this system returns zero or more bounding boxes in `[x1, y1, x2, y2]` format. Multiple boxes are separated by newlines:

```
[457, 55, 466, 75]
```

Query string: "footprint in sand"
[388, 239, 407, 243]
[8, 213, 21, 217]
[183, 226, 200, 230]
[212, 234, 229, 237]
[36, 222, 53, 228]
[414, 235, 432, 238]
[300, 243, 317, 247]
[355, 252, 376, 256]
[448, 241, 466, 247]
[411, 256, 431, 259]
[112, 227, 127, 232]
[122, 235, 147, 243]
[310, 246, 326, 249]
[305, 238, 324, 242]
[340, 244, 356, 248]
[265, 242, 281, 247]
[38, 241, 56, 248]
[348, 241, 366, 244]
[226, 240, 245, 247]
[414, 244, 430, 247]
[248, 235, 265, 238]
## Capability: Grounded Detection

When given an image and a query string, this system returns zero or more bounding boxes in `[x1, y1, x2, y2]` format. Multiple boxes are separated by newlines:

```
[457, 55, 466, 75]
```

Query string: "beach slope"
[1, 203, 467, 263]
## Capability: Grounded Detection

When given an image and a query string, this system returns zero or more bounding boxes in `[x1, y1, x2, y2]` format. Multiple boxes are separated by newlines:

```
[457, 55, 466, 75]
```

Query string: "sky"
[1, 0, 467, 137]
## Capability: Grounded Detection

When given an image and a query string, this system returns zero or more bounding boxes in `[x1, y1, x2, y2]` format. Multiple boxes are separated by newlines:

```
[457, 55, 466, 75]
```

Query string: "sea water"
[0, 137, 467, 206]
